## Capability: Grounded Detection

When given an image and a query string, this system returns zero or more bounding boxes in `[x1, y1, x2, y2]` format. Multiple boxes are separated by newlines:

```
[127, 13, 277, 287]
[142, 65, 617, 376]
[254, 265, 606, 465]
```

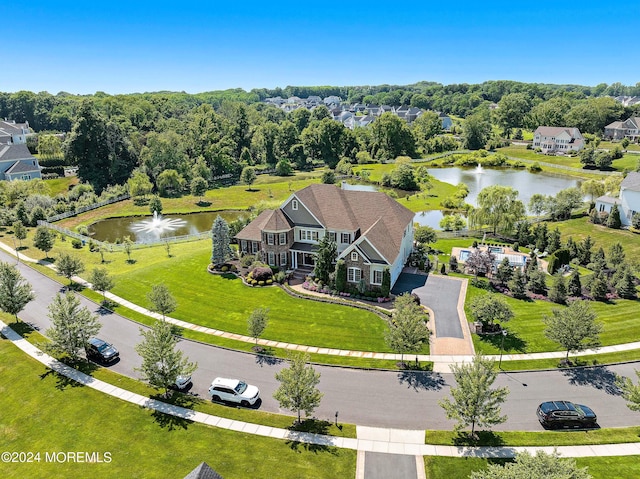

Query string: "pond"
[87, 210, 247, 243]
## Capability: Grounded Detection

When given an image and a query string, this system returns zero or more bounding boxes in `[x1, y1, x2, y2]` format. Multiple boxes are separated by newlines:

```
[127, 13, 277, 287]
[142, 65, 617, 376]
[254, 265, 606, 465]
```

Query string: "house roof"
[596, 195, 621, 205]
[293, 184, 414, 263]
[4, 160, 40, 175]
[183, 462, 224, 479]
[0, 143, 36, 163]
[236, 209, 293, 241]
[0, 120, 29, 137]
[534, 126, 582, 138]
[262, 208, 293, 231]
[621, 172, 640, 192]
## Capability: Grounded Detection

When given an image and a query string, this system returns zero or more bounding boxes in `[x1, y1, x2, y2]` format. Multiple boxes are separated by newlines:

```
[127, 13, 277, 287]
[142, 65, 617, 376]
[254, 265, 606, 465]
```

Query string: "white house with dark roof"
[533, 126, 584, 154]
[0, 120, 30, 145]
[604, 117, 640, 141]
[235, 183, 414, 289]
[595, 172, 640, 227]
[0, 143, 42, 181]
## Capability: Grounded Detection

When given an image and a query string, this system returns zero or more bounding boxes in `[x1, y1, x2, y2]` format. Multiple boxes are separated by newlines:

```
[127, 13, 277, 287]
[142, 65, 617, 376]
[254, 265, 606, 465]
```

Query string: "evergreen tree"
[495, 257, 513, 285]
[549, 272, 567, 304]
[334, 260, 347, 292]
[527, 268, 547, 295]
[0, 262, 35, 321]
[568, 270, 582, 297]
[380, 268, 391, 297]
[608, 242, 625, 269]
[579, 236, 594, 265]
[210, 215, 233, 266]
[524, 254, 538, 280]
[607, 203, 622, 229]
[590, 273, 608, 301]
[273, 353, 323, 424]
[616, 269, 638, 300]
[591, 247, 607, 275]
[566, 237, 579, 261]
[135, 319, 197, 397]
[508, 268, 528, 299]
[313, 234, 337, 284]
[448, 255, 459, 272]
[546, 227, 562, 254]
[149, 195, 163, 215]
[439, 354, 509, 438]
[543, 300, 602, 360]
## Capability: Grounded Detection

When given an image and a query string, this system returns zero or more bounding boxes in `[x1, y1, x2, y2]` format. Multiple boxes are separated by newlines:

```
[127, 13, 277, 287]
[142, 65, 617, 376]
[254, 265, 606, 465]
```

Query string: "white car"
[208, 377, 260, 406]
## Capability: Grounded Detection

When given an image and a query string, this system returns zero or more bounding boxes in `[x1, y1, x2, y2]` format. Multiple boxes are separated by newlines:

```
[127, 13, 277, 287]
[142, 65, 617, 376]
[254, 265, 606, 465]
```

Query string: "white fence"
[46, 194, 131, 223]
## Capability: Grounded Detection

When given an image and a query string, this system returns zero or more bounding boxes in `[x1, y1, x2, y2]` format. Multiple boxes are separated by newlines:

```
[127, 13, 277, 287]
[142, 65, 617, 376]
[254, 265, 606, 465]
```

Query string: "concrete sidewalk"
[3, 240, 640, 367]
[3, 318, 640, 461]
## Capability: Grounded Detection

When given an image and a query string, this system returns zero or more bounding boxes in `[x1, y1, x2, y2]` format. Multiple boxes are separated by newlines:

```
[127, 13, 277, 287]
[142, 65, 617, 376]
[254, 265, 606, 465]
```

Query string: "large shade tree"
[385, 293, 430, 364]
[0, 262, 35, 321]
[543, 300, 602, 360]
[471, 185, 525, 235]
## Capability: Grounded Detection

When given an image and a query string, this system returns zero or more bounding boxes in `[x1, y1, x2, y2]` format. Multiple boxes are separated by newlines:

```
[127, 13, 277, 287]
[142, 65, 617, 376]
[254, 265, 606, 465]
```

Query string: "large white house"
[236, 183, 415, 289]
[533, 126, 584, 154]
[595, 172, 640, 227]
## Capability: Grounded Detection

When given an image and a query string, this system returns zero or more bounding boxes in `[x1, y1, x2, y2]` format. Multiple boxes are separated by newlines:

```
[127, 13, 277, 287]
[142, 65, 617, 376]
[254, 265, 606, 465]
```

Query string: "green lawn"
[43, 176, 79, 196]
[554, 217, 640, 260]
[599, 141, 640, 152]
[0, 337, 356, 479]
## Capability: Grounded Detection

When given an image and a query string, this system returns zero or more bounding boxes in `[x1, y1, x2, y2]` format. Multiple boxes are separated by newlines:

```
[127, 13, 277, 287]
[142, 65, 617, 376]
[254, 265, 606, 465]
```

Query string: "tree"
[581, 179, 605, 203]
[617, 370, 640, 413]
[0, 262, 35, 321]
[210, 215, 233, 266]
[321, 169, 335, 184]
[33, 225, 55, 259]
[381, 268, 391, 298]
[56, 252, 85, 288]
[508, 268, 527, 299]
[543, 300, 602, 360]
[440, 214, 467, 231]
[548, 187, 584, 221]
[89, 267, 115, 304]
[148, 195, 163, 215]
[616, 269, 637, 299]
[247, 307, 269, 345]
[240, 166, 257, 187]
[334, 260, 347, 292]
[471, 450, 592, 479]
[579, 236, 594, 265]
[608, 242, 625, 269]
[528, 193, 548, 218]
[385, 293, 430, 364]
[45, 292, 101, 361]
[389, 159, 418, 190]
[313, 234, 337, 284]
[37, 134, 63, 158]
[156, 169, 186, 197]
[527, 268, 547, 295]
[465, 249, 495, 280]
[414, 225, 437, 245]
[412, 111, 442, 152]
[494, 93, 531, 133]
[190, 176, 208, 202]
[495, 258, 513, 285]
[622, 138, 631, 150]
[123, 236, 134, 263]
[273, 352, 323, 424]
[370, 113, 415, 161]
[275, 159, 294, 176]
[127, 169, 153, 199]
[568, 270, 582, 297]
[469, 294, 513, 328]
[607, 204, 622, 229]
[462, 111, 491, 150]
[147, 283, 177, 321]
[589, 273, 608, 301]
[439, 354, 509, 437]
[549, 272, 568, 304]
[135, 319, 197, 397]
[13, 221, 27, 249]
[471, 186, 525, 235]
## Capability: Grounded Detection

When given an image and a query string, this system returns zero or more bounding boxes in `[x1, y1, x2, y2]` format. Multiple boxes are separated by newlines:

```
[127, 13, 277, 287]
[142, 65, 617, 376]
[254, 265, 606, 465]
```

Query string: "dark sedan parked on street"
[537, 401, 598, 429]
[86, 337, 120, 364]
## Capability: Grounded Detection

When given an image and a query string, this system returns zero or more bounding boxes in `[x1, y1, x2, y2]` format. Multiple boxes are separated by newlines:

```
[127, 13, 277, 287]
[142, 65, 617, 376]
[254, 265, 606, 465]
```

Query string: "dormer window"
[292, 199, 298, 211]
[351, 251, 358, 261]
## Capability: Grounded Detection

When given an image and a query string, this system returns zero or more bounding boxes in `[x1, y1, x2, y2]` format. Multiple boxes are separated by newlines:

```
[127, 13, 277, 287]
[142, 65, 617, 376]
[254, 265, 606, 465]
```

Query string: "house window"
[267, 233, 275, 245]
[599, 204, 605, 212]
[251, 242, 258, 254]
[347, 267, 361, 283]
[328, 231, 337, 242]
[280, 252, 287, 266]
[350, 251, 358, 261]
[301, 230, 318, 241]
[372, 270, 383, 285]
[292, 200, 298, 211]
[341, 233, 350, 244]
[268, 252, 275, 266]
[279, 232, 287, 245]
[240, 240, 247, 253]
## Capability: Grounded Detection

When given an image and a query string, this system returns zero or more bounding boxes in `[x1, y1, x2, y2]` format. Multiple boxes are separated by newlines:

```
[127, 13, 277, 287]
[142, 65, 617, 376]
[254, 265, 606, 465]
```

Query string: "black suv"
[86, 338, 119, 363]
[537, 401, 597, 429]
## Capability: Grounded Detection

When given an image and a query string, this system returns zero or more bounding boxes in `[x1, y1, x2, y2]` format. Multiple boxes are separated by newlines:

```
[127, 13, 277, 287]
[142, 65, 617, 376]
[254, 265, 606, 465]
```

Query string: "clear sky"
[4, 1, 639, 95]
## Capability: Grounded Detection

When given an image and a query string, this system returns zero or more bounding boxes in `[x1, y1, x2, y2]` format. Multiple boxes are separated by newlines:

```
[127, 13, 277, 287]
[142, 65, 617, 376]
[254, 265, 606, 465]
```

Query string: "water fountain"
[475, 163, 484, 174]
[130, 211, 188, 239]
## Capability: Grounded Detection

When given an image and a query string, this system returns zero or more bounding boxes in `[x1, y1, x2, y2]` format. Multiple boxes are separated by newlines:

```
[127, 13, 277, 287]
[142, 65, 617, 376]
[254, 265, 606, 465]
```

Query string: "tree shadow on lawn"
[397, 370, 446, 391]
[286, 419, 341, 455]
[149, 392, 201, 431]
[478, 331, 527, 354]
[254, 347, 283, 367]
[39, 357, 99, 391]
[8, 320, 41, 337]
[561, 365, 622, 396]
[452, 430, 506, 447]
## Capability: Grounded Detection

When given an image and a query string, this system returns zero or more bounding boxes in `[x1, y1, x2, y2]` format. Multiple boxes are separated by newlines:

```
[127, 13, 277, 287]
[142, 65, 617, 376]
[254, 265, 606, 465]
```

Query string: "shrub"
[251, 279, 258, 285]
[266, 279, 273, 285]
[258, 281, 265, 286]
[528, 162, 542, 172]
[240, 254, 255, 267]
[71, 239, 83, 249]
[221, 266, 229, 272]
[252, 266, 273, 281]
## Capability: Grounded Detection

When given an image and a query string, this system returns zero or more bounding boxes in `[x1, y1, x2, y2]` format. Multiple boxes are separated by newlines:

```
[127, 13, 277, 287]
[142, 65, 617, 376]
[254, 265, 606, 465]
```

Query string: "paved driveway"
[392, 273, 463, 339]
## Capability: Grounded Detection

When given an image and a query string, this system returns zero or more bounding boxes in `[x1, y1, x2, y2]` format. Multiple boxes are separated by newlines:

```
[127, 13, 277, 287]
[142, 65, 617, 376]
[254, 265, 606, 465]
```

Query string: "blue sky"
[4, 1, 638, 94]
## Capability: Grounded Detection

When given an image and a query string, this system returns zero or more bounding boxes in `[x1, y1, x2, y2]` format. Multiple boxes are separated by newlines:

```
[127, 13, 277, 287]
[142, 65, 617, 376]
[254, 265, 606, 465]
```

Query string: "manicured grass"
[612, 153, 640, 171]
[0, 336, 356, 479]
[599, 141, 640, 152]
[554, 217, 640, 260]
[498, 349, 640, 372]
[43, 176, 79, 196]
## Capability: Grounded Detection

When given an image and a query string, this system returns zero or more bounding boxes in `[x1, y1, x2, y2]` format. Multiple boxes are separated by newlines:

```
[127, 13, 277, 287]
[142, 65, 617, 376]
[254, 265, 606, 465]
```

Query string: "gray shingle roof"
[0, 143, 36, 162]
[183, 462, 224, 479]
[4, 159, 40, 175]
[621, 172, 640, 192]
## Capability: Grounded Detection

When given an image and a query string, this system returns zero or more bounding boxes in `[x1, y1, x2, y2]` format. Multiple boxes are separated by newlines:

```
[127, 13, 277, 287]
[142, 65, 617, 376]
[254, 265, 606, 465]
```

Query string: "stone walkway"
[3, 241, 640, 368]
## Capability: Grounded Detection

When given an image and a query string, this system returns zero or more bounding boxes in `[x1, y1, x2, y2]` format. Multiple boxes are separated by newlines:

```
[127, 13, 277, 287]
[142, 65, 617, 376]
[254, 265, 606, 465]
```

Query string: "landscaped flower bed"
[301, 280, 391, 303]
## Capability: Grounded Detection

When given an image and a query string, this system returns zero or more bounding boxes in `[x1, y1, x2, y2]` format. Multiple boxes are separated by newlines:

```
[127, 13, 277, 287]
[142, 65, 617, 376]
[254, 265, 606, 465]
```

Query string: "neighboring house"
[0, 143, 42, 181]
[595, 171, 640, 227]
[613, 96, 640, 107]
[604, 117, 640, 141]
[438, 112, 453, 131]
[0, 120, 30, 144]
[236, 184, 414, 289]
[533, 126, 584, 154]
[324, 95, 342, 106]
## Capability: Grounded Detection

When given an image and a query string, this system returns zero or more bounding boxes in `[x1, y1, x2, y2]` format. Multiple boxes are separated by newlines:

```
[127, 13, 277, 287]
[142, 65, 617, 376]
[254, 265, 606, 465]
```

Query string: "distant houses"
[0, 120, 42, 181]
[604, 117, 640, 141]
[595, 171, 640, 227]
[532, 126, 585, 154]
[263, 96, 452, 131]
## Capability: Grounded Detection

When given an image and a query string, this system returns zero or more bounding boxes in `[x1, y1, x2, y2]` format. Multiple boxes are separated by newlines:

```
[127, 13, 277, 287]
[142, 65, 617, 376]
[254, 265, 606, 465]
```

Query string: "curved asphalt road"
[5, 248, 640, 431]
